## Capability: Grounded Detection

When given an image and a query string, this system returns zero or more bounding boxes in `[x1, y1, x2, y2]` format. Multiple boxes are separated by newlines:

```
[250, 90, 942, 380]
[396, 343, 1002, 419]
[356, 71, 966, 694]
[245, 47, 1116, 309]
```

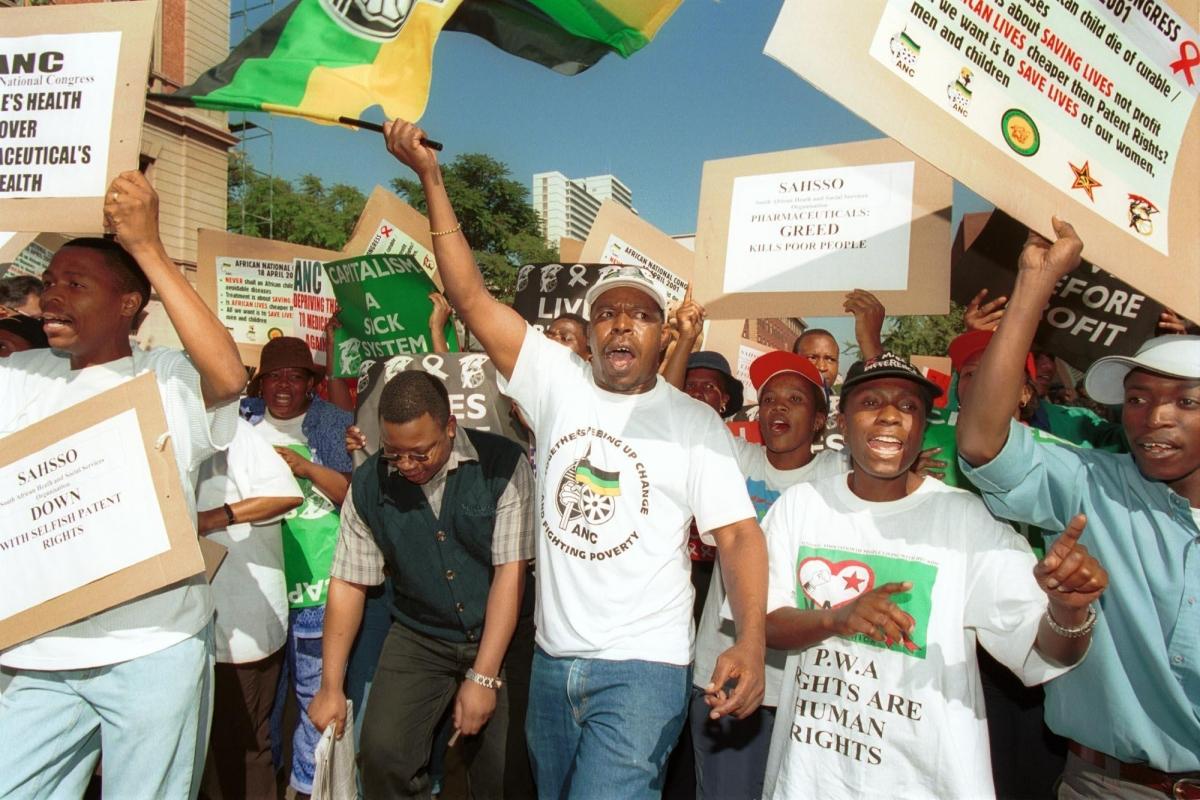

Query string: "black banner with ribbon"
[351, 352, 528, 467]
[510, 263, 610, 332]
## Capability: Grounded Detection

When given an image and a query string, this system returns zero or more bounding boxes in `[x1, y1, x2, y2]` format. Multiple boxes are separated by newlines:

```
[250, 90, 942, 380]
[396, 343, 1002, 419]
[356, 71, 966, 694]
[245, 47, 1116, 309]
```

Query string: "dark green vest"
[352, 428, 531, 643]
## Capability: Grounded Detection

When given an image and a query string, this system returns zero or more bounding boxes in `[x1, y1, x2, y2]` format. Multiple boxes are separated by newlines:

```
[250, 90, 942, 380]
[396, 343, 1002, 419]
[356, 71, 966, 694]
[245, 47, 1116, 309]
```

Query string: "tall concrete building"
[532, 171, 634, 244]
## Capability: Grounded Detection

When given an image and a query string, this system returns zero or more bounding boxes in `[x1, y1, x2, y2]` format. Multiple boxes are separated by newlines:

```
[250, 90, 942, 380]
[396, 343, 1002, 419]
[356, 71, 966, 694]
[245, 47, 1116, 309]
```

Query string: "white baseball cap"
[583, 265, 668, 319]
[1083, 335, 1200, 404]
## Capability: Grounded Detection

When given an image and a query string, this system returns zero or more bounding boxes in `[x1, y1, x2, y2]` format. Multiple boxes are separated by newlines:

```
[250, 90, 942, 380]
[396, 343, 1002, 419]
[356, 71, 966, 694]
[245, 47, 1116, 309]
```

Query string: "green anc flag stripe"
[528, 0, 681, 59]
[575, 463, 620, 496]
[200, 0, 378, 112]
[157, 0, 681, 121]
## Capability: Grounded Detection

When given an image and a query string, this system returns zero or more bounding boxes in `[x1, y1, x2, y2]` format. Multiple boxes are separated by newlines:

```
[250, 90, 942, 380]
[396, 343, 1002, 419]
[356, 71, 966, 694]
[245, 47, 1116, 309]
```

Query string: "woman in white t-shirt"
[688, 351, 847, 800]
[195, 419, 302, 799]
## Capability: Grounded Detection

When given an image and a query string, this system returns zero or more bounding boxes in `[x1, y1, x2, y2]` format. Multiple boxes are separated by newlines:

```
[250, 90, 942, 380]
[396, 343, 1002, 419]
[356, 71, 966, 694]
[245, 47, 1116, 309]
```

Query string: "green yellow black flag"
[153, 0, 681, 125]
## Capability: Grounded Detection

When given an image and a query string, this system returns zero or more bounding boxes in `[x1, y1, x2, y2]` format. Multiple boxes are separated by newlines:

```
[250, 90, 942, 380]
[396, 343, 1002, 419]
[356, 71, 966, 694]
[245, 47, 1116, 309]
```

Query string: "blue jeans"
[526, 647, 691, 800]
[269, 605, 325, 794]
[0, 624, 214, 800]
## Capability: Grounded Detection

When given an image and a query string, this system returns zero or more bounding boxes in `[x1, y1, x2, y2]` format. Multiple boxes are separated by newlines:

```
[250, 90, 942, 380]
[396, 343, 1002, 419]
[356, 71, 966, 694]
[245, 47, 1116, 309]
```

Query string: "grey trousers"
[359, 619, 533, 800]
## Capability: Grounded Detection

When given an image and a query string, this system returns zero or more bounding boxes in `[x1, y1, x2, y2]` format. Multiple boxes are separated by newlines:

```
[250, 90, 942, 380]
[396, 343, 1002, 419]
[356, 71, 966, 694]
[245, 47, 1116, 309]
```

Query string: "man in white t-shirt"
[383, 120, 768, 798]
[691, 351, 847, 799]
[196, 419, 302, 799]
[0, 172, 246, 799]
[762, 352, 1108, 799]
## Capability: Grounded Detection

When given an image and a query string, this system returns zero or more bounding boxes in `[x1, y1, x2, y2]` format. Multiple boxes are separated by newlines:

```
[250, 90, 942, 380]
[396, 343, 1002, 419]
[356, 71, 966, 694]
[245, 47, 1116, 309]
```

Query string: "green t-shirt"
[922, 407, 1077, 557]
[280, 444, 341, 608]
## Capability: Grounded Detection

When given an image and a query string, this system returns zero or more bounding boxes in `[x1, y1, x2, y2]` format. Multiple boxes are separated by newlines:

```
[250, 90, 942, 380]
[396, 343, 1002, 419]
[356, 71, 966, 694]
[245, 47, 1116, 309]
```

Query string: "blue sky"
[234, 1, 992, 352]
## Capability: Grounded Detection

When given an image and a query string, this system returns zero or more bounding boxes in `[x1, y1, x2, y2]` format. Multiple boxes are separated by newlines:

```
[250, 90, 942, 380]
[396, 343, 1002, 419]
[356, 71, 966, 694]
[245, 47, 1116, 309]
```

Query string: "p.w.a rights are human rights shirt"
[762, 474, 1074, 799]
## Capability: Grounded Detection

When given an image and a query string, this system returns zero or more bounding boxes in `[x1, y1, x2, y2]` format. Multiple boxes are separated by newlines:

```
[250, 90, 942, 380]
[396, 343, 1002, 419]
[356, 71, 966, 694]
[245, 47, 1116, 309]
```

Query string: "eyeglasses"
[380, 442, 439, 465]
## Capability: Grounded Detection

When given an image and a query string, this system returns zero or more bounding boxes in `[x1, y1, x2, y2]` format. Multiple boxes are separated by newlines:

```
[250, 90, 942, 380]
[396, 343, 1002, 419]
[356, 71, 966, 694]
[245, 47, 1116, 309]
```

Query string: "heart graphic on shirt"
[798, 557, 875, 609]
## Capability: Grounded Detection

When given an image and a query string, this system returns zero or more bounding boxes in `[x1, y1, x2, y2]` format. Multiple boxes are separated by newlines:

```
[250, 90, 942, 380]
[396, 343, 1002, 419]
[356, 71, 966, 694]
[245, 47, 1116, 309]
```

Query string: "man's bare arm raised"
[383, 120, 527, 379]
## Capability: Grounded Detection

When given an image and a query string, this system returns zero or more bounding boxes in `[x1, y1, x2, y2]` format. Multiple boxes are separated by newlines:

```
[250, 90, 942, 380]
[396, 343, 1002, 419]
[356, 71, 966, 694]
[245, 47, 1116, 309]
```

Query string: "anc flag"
[574, 459, 621, 497]
[153, 0, 681, 124]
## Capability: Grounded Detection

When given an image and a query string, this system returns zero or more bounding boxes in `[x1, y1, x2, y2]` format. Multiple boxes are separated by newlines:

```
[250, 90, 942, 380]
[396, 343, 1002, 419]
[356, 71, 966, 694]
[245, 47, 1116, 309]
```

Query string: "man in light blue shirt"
[957, 217, 1200, 798]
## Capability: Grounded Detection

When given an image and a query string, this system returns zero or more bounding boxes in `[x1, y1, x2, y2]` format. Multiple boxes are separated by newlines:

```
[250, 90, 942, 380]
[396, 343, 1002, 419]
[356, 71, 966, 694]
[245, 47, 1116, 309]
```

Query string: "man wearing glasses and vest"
[309, 370, 536, 799]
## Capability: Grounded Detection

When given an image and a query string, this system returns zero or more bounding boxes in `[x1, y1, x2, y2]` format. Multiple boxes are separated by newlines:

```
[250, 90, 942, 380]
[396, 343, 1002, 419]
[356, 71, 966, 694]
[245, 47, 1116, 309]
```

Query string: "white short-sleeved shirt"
[500, 328, 756, 665]
[694, 444, 847, 702]
[0, 347, 237, 670]
[762, 474, 1073, 800]
[197, 419, 302, 663]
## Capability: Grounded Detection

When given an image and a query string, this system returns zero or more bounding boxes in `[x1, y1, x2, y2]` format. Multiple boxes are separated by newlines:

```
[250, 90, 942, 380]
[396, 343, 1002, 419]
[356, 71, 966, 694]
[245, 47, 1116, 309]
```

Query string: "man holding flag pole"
[364, 118, 768, 798]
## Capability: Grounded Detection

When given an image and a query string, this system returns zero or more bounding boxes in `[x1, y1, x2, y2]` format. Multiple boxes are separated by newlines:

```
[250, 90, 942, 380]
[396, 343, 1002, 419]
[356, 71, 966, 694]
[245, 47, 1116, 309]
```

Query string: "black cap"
[839, 352, 943, 403]
[0, 313, 49, 350]
[686, 350, 744, 418]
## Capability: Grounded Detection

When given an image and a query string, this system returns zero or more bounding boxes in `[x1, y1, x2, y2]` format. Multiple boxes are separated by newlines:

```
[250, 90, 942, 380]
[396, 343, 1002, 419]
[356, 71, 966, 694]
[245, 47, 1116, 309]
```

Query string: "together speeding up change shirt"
[500, 328, 756, 665]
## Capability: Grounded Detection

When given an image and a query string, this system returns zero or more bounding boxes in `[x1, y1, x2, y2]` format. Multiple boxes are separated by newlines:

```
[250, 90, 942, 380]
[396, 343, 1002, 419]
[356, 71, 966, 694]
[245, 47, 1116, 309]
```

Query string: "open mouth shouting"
[40, 313, 75, 341]
[603, 341, 637, 372]
[1135, 437, 1180, 460]
[867, 434, 905, 456]
[765, 414, 792, 436]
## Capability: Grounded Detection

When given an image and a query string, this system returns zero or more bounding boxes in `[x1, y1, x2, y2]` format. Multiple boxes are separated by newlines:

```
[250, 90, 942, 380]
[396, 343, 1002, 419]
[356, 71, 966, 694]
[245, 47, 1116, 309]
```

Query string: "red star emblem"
[1069, 161, 1102, 202]
[843, 571, 865, 591]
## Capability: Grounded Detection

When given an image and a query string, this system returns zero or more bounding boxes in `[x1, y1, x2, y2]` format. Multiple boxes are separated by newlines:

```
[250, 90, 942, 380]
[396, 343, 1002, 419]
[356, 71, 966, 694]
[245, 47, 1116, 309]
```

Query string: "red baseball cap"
[749, 351, 828, 410]
[948, 329, 1036, 380]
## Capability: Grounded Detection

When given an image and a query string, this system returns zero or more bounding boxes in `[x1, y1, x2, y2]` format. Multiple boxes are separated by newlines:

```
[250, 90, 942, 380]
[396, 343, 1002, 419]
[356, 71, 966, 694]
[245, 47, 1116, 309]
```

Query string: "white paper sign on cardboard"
[722, 161, 916, 294]
[0, 408, 170, 619]
[214, 257, 294, 345]
[0, 31, 121, 199]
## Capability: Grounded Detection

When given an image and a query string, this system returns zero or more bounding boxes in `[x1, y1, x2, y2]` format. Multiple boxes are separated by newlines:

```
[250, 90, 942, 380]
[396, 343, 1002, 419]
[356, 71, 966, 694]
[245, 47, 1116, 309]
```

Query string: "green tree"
[228, 154, 366, 250]
[391, 153, 557, 301]
[844, 302, 967, 360]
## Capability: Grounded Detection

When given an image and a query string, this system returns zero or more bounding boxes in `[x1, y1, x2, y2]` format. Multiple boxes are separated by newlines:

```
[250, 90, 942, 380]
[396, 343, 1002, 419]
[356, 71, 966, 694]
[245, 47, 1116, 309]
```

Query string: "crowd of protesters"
[0, 123, 1196, 800]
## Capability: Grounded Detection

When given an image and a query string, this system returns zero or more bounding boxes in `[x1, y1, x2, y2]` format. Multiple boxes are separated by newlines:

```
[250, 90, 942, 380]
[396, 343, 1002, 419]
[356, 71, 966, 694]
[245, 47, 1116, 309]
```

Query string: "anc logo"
[318, 0, 444, 42]
[555, 450, 621, 529]
[1001, 109, 1040, 157]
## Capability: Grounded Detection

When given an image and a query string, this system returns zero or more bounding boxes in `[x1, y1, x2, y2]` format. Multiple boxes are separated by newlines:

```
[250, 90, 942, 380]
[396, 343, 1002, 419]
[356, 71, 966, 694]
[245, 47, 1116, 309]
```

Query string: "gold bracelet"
[431, 223, 462, 237]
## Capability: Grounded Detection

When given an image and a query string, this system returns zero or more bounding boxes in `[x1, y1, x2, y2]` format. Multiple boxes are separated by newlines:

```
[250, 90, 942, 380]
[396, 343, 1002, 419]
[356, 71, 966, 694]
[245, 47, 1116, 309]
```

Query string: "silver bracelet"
[465, 667, 503, 690]
[1045, 605, 1097, 639]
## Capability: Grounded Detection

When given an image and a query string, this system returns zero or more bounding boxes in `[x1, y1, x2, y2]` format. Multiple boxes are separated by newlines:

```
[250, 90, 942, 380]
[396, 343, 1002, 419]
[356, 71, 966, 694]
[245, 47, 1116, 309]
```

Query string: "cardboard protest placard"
[953, 209, 1165, 370]
[559, 237, 585, 264]
[579, 202, 694, 310]
[351, 352, 528, 467]
[764, 0, 1200, 322]
[0, 231, 68, 278]
[694, 139, 953, 319]
[511, 263, 610, 331]
[323, 253, 458, 378]
[0, 1, 157, 233]
[196, 229, 340, 369]
[291, 257, 339, 368]
[341, 186, 442, 288]
[0, 373, 204, 650]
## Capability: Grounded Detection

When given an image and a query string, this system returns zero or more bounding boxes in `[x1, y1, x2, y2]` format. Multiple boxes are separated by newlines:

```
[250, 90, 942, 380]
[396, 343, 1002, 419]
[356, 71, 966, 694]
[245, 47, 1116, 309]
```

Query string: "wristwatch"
[465, 667, 503, 690]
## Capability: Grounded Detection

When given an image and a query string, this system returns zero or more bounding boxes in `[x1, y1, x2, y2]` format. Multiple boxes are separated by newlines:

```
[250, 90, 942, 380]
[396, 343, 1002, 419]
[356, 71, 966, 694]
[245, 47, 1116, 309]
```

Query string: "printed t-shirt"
[0, 347, 237, 670]
[251, 411, 341, 608]
[762, 474, 1071, 800]
[694, 445, 847, 703]
[256, 409, 307, 447]
[197, 419, 302, 663]
[499, 327, 756, 665]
